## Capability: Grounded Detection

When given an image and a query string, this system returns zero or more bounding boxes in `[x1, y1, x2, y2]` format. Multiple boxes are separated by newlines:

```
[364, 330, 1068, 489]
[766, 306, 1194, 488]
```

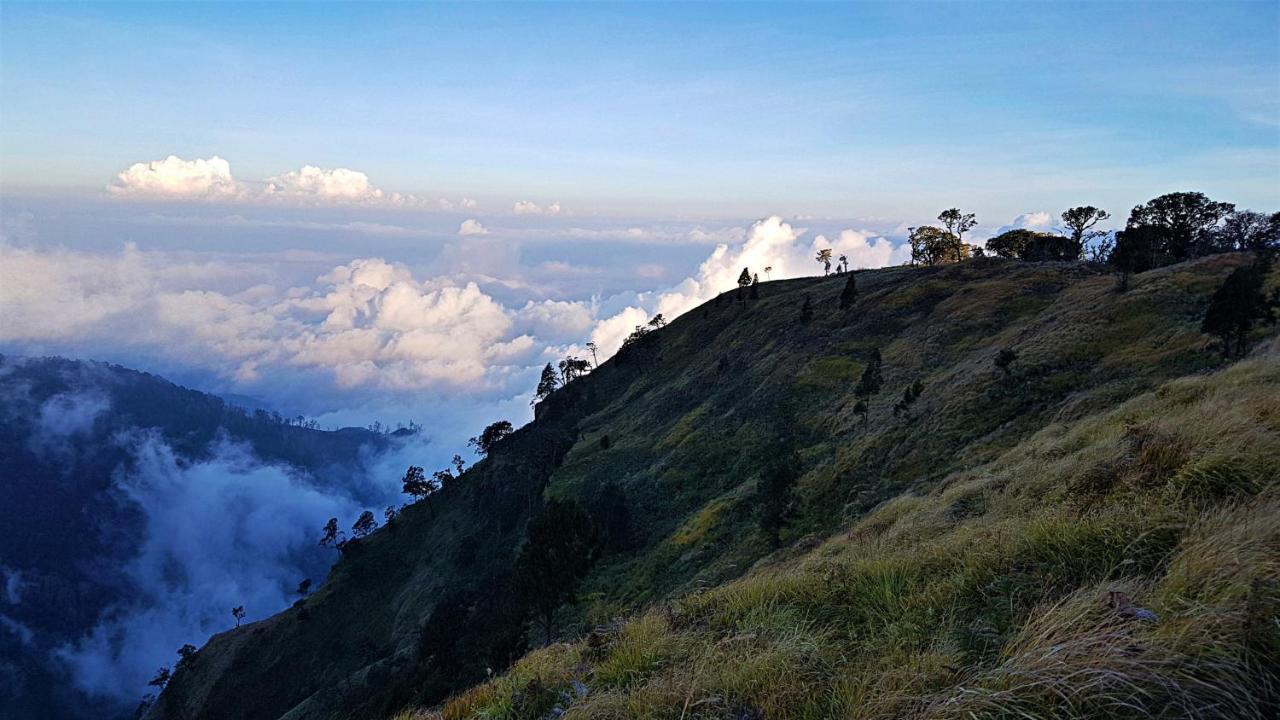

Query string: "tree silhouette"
[1201, 260, 1277, 358]
[1061, 206, 1111, 258]
[319, 517, 344, 551]
[352, 510, 378, 538]
[231, 606, 245, 628]
[401, 466, 431, 502]
[148, 666, 171, 689]
[1215, 210, 1280, 253]
[893, 380, 924, 419]
[585, 341, 600, 367]
[994, 348, 1017, 376]
[938, 209, 977, 262]
[1126, 191, 1235, 261]
[816, 248, 833, 275]
[737, 267, 752, 288]
[383, 505, 400, 525]
[533, 363, 559, 405]
[749, 274, 760, 300]
[755, 441, 800, 547]
[558, 356, 591, 384]
[909, 226, 962, 266]
[468, 420, 513, 456]
[839, 272, 858, 309]
[514, 499, 598, 643]
[176, 644, 197, 668]
[296, 579, 312, 597]
[838, 254, 849, 273]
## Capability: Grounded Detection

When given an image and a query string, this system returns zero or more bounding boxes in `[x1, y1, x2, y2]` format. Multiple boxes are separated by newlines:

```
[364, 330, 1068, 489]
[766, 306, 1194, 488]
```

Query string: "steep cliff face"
[148, 253, 1278, 720]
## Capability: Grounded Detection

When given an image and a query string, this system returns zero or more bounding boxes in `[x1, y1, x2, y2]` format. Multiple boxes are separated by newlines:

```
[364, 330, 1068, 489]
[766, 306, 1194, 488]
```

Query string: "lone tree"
[893, 380, 924, 418]
[909, 225, 964, 266]
[585, 341, 600, 367]
[938, 208, 977, 262]
[1061, 206, 1111, 259]
[839, 272, 858, 309]
[319, 517, 344, 552]
[755, 441, 801, 547]
[231, 606, 245, 628]
[148, 666, 171, 689]
[514, 499, 598, 643]
[816, 248, 833, 275]
[533, 363, 559, 405]
[799, 294, 813, 324]
[176, 644, 198, 667]
[838, 254, 849, 273]
[468, 420, 513, 456]
[1201, 260, 1277, 358]
[994, 348, 1018, 376]
[352, 510, 378, 538]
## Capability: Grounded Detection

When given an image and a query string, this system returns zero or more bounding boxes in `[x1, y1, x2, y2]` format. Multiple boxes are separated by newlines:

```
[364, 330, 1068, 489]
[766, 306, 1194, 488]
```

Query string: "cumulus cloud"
[458, 219, 489, 236]
[107, 155, 247, 200]
[993, 211, 1055, 237]
[513, 200, 562, 215]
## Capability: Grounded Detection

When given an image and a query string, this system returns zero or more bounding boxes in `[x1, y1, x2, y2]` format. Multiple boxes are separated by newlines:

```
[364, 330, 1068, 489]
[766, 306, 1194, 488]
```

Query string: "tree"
[1061, 206, 1111, 259]
[839, 272, 858, 309]
[585, 342, 600, 367]
[296, 579, 312, 597]
[938, 208, 977, 262]
[1109, 223, 1164, 276]
[533, 363, 559, 405]
[148, 666, 171, 689]
[176, 644, 198, 667]
[737, 267, 752, 288]
[1215, 210, 1280, 253]
[600, 434, 611, 450]
[401, 466, 431, 502]
[749, 274, 760, 300]
[319, 517, 344, 551]
[908, 226, 960, 266]
[764, 265, 773, 280]
[838, 254, 849, 273]
[452, 454, 466, 475]
[558, 356, 590, 384]
[352, 510, 378, 538]
[1023, 234, 1077, 262]
[816, 248, 833, 275]
[755, 442, 800, 547]
[1126, 191, 1235, 261]
[469, 420, 514, 456]
[514, 499, 598, 643]
[987, 229, 1038, 259]
[854, 348, 882, 400]
[383, 505, 400, 524]
[799, 294, 813, 325]
[994, 348, 1017, 376]
[1201, 260, 1277, 358]
[648, 313, 667, 328]
[893, 380, 923, 418]
[231, 606, 245, 628]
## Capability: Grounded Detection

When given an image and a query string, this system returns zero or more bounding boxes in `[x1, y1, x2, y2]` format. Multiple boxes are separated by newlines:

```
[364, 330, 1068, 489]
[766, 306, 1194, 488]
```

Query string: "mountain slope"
[147, 253, 1280, 720]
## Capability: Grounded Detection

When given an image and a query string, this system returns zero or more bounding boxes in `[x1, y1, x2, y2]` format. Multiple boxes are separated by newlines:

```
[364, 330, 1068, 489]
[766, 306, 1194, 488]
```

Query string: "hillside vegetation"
[148, 253, 1279, 720]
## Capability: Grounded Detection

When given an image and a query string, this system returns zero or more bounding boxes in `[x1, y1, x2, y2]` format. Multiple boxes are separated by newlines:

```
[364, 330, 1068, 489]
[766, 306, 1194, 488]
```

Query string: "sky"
[2, 0, 1279, 456]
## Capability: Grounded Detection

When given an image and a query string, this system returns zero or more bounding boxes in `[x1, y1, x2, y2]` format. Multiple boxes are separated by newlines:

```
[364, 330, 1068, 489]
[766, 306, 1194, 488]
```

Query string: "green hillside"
[146, 253, 1279, 720]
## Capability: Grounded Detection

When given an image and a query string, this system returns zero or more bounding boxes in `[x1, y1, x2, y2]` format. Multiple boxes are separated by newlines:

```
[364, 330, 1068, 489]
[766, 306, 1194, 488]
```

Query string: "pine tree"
[839, 272, 858, 309]
[514, 499, 598, 643]
[737, 267, 752, 288]
[533, 363, 559, 405]
[755, 442, 800, 547]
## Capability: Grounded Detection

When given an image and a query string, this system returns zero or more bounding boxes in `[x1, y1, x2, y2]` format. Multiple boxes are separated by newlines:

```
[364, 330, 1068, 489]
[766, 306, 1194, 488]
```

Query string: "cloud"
[264, 166, 419, 206]
[993, 211, 1055, 237]
[107, 155, 247, 200]
[458, 219, 489, 236]
[513, 200, 563, 215]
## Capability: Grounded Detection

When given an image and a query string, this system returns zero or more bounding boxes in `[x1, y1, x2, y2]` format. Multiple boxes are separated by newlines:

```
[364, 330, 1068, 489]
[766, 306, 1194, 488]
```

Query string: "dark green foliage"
[1110, 224, 1163, 275]
[995, 348, 1018, 376]
[893, 380, 924, 418]
[514, 499, 599, 643]
[591, 481, 633, 553]
[987, 229, 1041, 259]
[319, 517, 343, 550]
[938, 208, 978, 259]
[1215, 210, 1280, 252]
[854, 348, 882, 400]
[1201, 259, 1277, 358]
[987, 230, 1075, 261]
[749, 274, 760, 300]
[533, 363, 559, 405]
[401, 466, 431, 501]
[1061, 206, 1111, 258]
[1125, 191, 1235, 263]
[737, 267, 752, 287]
[799, 294, 813, 325]
[909, 225, 961, 265]
[839, 272, 858, 309]
[754, 442, 800, 547]
[352, 510, 378, 538]
[469, 420, 514, 456]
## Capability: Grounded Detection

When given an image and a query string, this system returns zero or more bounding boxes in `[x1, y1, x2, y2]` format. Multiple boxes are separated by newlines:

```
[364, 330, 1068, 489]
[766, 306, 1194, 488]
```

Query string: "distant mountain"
[0, 356, 393, 720]
[147, 253, 1280, 720]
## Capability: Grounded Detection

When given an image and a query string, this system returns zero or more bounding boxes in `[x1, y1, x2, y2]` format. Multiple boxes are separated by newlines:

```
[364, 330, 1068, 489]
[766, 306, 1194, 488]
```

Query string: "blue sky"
[2, 1, 1277, 217]
[1, 1, 1278, 444]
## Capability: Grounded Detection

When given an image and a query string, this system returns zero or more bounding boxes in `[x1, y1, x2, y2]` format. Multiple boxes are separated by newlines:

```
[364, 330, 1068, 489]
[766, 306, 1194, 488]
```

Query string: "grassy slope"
[152, 254, 1278, 720]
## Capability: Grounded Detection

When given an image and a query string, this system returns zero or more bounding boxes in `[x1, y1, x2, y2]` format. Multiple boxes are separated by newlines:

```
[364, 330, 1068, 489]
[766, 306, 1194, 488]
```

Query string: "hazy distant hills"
[0, 356, 391, 719]
[145, 252, 1279, 720]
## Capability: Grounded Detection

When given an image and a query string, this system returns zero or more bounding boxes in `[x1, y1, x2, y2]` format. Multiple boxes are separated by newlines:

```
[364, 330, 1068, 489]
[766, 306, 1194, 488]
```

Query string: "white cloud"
[458, 219, 489, 236]
[993, 211, 1055, 237]
[460, 197, 478, 209]
[265, 166, 388, 203]
[513, 200, 563, 215]
[107, 155, 247, 200]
